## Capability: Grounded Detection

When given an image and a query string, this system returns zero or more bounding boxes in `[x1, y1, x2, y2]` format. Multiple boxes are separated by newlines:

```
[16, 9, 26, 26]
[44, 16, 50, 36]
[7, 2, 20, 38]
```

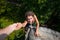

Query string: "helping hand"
[15, 23, 22, 30]
[34, 31, 40, 37]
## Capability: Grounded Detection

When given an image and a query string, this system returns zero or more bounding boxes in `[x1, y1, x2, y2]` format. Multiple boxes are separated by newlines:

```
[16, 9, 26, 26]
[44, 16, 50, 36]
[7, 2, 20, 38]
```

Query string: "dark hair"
[25, 11, 35, 18]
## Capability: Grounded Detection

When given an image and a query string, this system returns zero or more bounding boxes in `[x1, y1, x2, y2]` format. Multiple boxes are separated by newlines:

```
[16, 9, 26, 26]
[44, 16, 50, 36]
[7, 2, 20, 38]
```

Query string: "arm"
[21, 21, 27, 27]
[34, 15, 39, 36]
[0, 23, 22, 40]
[0, 23, 17, 40]
[0, 23, 17, 35]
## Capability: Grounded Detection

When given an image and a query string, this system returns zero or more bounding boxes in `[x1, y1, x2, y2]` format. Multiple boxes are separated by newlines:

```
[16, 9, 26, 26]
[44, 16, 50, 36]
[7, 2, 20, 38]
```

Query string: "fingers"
[8, 23, 22, 30]
[34, 32, 40, 37]
[15, 23, 22, 30]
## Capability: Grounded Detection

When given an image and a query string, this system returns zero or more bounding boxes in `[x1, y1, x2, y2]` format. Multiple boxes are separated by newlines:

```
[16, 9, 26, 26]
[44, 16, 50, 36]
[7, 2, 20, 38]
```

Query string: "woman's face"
[26, 16, 35, 24]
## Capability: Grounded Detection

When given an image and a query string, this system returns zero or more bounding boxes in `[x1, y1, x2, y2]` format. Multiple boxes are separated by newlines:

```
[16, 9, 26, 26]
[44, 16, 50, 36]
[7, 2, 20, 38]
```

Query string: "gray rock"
[25, 27, 60, 40]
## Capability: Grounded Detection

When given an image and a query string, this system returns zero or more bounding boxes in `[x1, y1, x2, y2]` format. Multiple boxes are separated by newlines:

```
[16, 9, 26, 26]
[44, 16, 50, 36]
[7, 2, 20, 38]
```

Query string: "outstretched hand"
[15, 23, 22, 30]
[34, 31, 40, 37]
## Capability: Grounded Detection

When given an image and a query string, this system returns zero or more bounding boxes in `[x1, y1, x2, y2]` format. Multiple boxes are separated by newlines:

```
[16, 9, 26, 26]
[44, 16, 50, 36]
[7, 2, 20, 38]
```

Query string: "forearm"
[22, 21, 27, 27]
[0, 24, 16, 35]
[34, 15, 39, 32]
[0, 24, 17, 40]
[36, 24, 39, 32]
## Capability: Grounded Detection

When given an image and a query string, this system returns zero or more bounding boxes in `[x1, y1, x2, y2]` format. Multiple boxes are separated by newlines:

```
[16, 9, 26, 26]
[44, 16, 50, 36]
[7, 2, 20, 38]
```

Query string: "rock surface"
[29, 27, 60, 40]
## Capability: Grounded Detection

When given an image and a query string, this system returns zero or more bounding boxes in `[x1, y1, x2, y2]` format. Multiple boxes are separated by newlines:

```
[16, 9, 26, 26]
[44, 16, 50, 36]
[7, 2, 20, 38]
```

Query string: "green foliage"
[0, 0, 60, 40]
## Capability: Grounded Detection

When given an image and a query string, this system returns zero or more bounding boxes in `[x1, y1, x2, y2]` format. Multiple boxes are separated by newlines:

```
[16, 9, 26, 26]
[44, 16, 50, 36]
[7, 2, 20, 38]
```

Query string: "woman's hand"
[34, 31, 40, 37]
[15, 23, 22, 30]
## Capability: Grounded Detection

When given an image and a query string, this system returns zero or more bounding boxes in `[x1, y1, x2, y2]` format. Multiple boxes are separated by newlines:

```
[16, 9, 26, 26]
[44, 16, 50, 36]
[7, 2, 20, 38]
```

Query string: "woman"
[20, 11, 40, 40]
[20, 11, 60, 40]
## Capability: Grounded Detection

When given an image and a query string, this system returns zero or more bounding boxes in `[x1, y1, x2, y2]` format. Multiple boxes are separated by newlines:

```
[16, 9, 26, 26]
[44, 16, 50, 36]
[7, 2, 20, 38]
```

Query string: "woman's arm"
[0, 23, 22, 40]
[0, 23, 17, 40]
[0, 23, 17, 35]
[21, 21, 27, 27]
[34, 15, 39, 36]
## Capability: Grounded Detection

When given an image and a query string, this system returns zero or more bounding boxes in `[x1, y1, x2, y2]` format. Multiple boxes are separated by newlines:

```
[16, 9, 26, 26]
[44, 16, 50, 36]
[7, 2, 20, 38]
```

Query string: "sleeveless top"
[25, 22, 36, 31]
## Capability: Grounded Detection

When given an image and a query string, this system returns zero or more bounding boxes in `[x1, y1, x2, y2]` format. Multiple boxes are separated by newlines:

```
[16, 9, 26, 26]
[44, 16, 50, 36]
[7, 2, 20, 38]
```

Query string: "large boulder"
[29, 27, 60, 40]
